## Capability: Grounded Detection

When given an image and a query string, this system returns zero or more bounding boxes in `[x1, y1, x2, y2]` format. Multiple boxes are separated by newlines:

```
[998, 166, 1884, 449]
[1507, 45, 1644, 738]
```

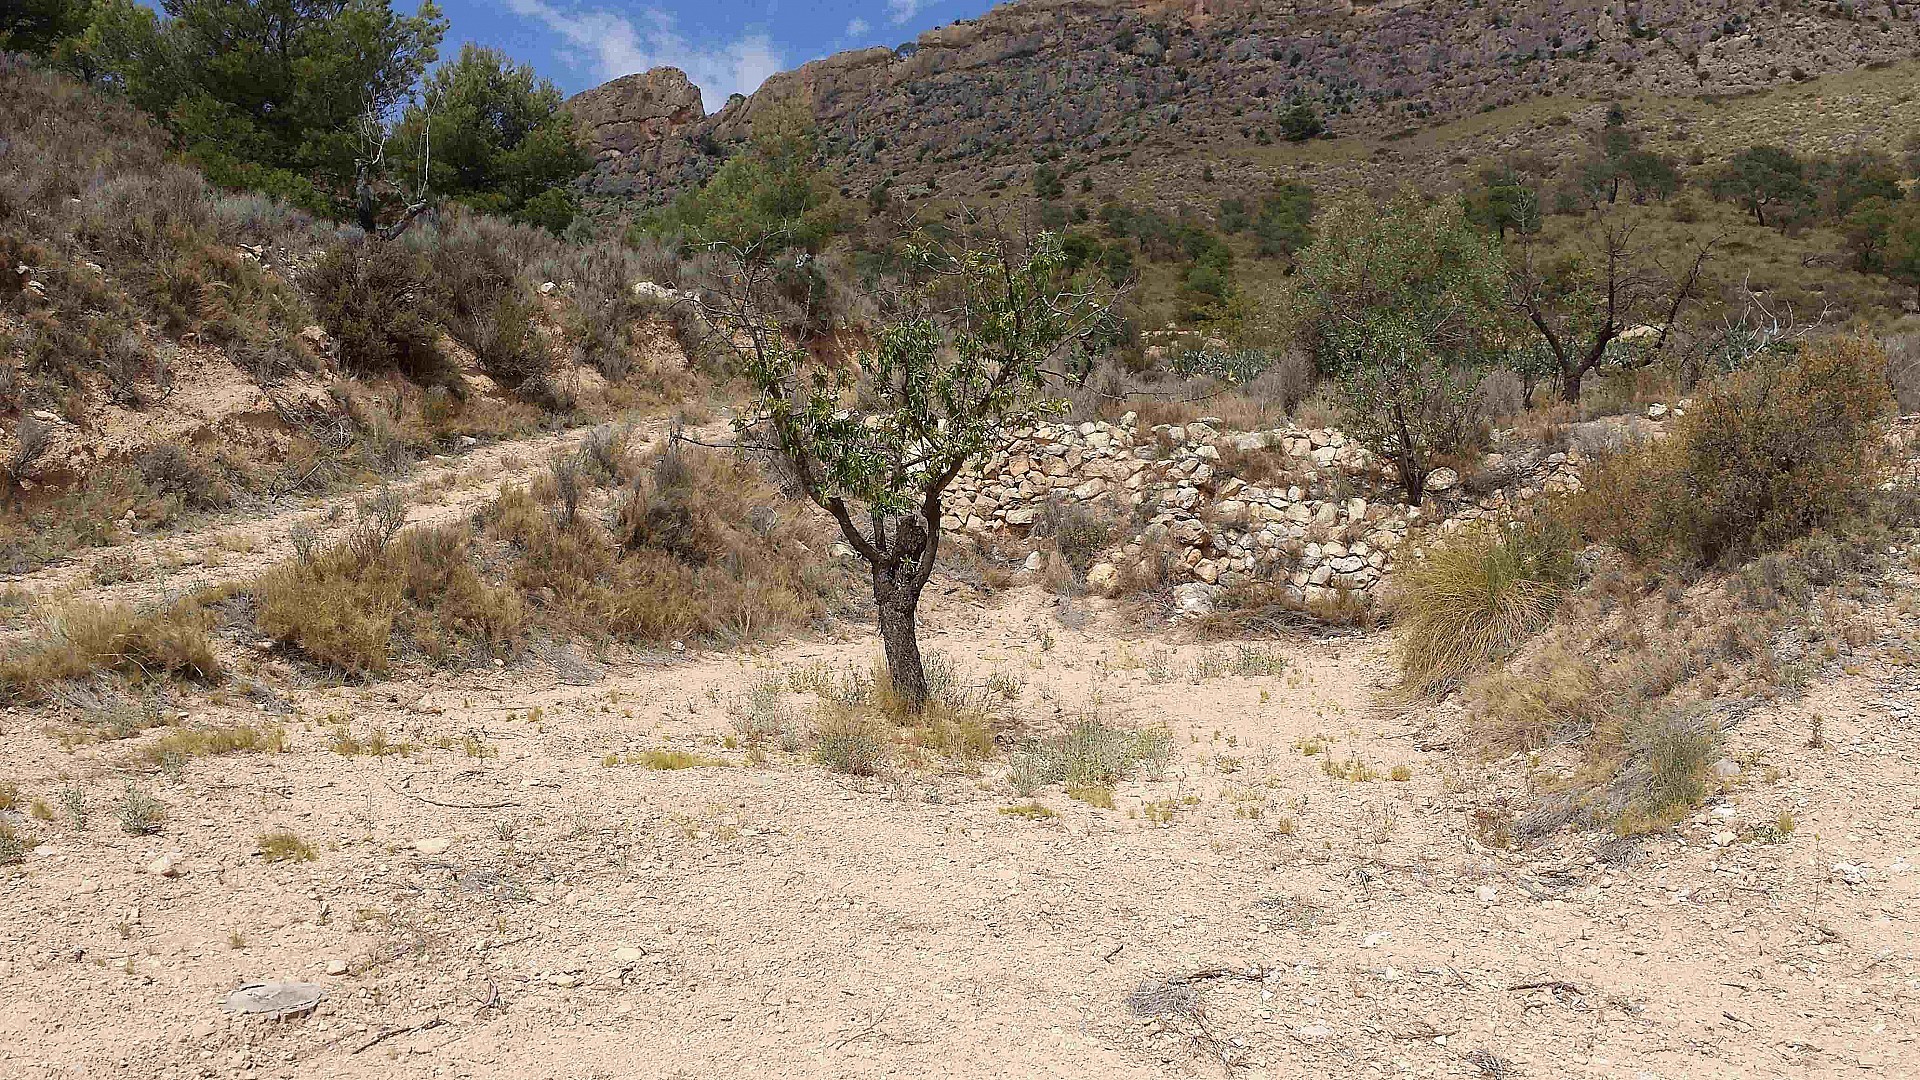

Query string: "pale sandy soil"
[1, 444, 1917, 1080]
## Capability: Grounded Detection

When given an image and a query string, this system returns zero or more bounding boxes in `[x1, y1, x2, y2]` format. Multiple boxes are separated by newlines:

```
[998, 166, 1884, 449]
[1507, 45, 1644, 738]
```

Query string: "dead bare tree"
[1506, 206, 1718, 403]
[3, 417, 50, 510]
[353, 101, 433, 240]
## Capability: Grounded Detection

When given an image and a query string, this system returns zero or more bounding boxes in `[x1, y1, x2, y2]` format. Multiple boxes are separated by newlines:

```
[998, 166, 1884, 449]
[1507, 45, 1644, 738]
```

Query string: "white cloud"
[846, 17, 871, 38]
[505, 0, 784, 109]
[886, 0, 921, 25]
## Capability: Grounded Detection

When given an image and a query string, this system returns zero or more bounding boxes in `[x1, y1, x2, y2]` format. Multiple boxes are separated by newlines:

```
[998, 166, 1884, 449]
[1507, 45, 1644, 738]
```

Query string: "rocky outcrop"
[567, 0, 1920, 203]
[563, 69, 712, 203]
[945, 412, 1586, 613]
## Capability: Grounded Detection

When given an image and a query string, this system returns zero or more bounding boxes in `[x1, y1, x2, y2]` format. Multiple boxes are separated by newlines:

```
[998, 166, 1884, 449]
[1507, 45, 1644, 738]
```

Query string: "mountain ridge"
[564, 0, 1920, 207]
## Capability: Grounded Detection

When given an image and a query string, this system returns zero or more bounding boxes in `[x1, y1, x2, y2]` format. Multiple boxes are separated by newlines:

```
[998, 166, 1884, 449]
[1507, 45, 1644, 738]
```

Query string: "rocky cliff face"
[565, 0, 1920, 205]
[564, 68, 713, 204]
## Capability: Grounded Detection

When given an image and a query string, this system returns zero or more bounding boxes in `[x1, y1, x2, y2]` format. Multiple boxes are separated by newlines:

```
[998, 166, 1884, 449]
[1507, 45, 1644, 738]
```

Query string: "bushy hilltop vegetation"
[0, 45, 713, 572]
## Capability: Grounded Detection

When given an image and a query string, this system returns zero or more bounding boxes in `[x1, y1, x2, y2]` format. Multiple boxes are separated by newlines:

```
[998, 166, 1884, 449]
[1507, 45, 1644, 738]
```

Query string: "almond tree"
[705, 233, 1106, 710]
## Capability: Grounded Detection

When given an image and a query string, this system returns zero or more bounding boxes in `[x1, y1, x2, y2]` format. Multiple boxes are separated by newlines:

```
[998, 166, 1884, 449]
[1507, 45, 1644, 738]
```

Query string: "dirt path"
[1, 576, 1915, 1079]
[4, 412, 733, 615]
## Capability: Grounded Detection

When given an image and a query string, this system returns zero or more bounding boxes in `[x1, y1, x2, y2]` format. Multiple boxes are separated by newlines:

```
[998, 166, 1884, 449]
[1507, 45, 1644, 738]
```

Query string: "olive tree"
[1291, 192, 1511, 504]
[706, 233, 1106, 710]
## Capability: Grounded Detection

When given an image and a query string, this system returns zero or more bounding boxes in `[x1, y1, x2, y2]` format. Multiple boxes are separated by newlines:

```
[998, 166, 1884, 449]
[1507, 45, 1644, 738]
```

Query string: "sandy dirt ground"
[2, 452, 1917, 1080]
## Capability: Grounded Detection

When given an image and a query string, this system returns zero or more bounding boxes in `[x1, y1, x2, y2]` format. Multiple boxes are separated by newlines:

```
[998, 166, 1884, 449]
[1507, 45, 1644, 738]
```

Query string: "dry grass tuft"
[1391, 520, 1572, 695]
[0, 601, 223, 701]
[256, 830, 317, 863]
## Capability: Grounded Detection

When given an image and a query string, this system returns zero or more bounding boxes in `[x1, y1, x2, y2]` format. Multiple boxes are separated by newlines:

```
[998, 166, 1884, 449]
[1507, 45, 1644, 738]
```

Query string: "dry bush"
[562, 241, 656, 381]
[1211, 440, 1298, 486]
[0, 601, 223, 701]
[1886, 330, 1920, 414]
[1575, 336, 1894, 566]
[480, 443, 843, 648]
[408, 216, 550, 388]
[306, 240, 450, 383]
[1458, 550, 1862, 840]
[1031, 499, 1119, 587]
[255, 520, 525, 675]
[1391, 519, 1574, 695]
[1198, 578, 1378, 634]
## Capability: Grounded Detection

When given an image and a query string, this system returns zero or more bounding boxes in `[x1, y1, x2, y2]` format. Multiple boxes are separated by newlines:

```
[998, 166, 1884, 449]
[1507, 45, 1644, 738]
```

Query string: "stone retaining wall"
[943, 412, 1585, 613]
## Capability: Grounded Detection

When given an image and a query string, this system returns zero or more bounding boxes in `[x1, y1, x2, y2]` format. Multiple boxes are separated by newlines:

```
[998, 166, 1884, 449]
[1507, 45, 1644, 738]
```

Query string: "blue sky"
[435, 0, 997, 107]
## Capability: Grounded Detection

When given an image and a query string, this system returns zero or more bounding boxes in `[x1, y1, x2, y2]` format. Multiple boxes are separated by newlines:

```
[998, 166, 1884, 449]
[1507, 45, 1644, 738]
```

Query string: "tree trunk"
[1392, 439, 1426, 506]
[874, 579, 928, 711]
[1562, 365, 1584, 405]
[1391, 401, 1425, 506]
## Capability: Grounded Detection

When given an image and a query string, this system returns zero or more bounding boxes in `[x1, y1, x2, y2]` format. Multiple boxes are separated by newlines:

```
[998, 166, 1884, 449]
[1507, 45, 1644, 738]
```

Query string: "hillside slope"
[567, 0, 1920, 206]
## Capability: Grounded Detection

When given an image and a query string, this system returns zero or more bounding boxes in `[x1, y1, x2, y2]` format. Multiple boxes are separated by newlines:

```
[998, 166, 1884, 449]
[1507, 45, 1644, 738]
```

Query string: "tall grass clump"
[1391, 519, 1573, 694]
[0, 601, 223, 701]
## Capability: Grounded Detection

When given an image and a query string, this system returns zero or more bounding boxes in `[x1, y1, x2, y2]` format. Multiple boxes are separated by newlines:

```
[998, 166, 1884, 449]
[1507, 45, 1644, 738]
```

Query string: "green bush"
[1577, 336, 1894, 565]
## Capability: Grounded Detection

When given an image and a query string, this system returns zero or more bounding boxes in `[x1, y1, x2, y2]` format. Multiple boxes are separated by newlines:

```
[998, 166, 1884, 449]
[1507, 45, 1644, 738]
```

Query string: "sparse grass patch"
[1606, 706, 1719, 836]
[135, 725, 288, 769]
[1320, 756, 1380, 782]
[114, 782, 165, 835]
[1189, 643, 1290, 680]
[999, 801, 1057, 820]
[629, 749, 731, 770]
[793, 653, 1010, 774]
[257, 830, 317, 863]
[1141, 795, 1201, 824]
[327, 723, 413, 757]
[1007, 714, 1174, 795]
[1067, 784, 1116, 808]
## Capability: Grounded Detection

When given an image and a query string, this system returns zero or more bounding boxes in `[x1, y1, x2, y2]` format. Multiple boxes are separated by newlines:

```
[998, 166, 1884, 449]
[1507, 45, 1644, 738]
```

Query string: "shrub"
[137, 443, 229, 510]
[1576, 337, 1894, 565]
[115, 782, 165, 835]
[1391, 519, 1573, 694]
[1032, 500, 1118, 585]
[306, 240, 449, 383]
[1605, 706, 1720, 835]
[812, 703, 890, 775]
